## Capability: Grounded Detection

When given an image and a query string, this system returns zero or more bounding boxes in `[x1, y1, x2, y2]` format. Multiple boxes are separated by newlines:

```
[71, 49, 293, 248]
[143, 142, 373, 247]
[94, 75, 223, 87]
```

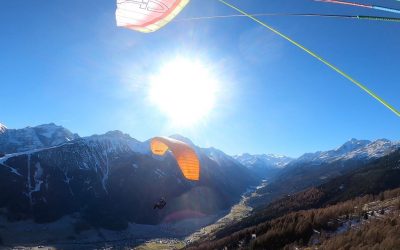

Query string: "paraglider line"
[218, 0, 400, 117]
[315, 0, 400, 15]
[175, 13, 354, 21]
[174, 13, 400, 22]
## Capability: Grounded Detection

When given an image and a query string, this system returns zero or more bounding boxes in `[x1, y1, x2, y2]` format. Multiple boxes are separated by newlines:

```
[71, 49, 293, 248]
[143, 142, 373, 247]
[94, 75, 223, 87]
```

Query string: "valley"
[0, 123, 399, 249]
[0, 180, 265, 250]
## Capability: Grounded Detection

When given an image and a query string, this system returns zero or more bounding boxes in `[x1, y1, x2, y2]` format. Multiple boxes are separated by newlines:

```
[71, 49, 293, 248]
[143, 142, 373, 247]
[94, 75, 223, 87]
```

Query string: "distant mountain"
[0, 122, 398, 234]
[318, 148, 400, 204]
[190, 148, 400, 249]
[249, 138, 399, 207]
[0, 126, 257, 229]
[0, 123, 79, 154]
[235, 153, 293, 168]
[294, 138, 397, 165]
[234, 153, 293, 179]
[234, 138, 398, 181]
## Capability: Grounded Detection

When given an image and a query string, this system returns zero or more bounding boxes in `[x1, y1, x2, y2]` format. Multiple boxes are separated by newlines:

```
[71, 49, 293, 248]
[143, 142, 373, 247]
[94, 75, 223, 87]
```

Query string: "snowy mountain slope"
[83, 130, 149, 155]
[235, 153, 293, 169]
[250, 139, 400, 207]
[0, 123, 79, 154]
[0, 122, 7, 133]
[294, 138, 399, 165]
[234, 153, 293, 179]
[202, 147, 238, 166]
[191, 149, 400, 250]
[0, 122, 398, 229]
[0, 131, 257, 228]
[341, 139, 398, 161]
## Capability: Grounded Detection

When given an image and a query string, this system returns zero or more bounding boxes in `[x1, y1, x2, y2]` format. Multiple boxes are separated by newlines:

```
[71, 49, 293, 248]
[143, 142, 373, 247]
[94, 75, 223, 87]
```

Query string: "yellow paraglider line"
[218, 0, 400, 117]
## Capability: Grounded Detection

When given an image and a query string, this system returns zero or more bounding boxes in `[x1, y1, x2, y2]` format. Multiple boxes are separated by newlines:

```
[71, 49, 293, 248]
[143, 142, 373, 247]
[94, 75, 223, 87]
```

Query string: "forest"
[186, 188, 400, 249]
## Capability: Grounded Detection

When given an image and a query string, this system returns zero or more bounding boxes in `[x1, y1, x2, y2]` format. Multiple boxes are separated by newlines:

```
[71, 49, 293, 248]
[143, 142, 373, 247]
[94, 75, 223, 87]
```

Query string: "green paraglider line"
[218, 0, 400, 117]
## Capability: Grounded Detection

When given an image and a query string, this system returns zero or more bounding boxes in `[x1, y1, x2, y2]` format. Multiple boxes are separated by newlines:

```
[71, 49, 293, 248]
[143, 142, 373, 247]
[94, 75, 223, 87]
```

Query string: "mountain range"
[0, 122, 398, 232]
[0, 123, 257, 229]
[188, 145, 400, 250]
[249, 138, 399, 207]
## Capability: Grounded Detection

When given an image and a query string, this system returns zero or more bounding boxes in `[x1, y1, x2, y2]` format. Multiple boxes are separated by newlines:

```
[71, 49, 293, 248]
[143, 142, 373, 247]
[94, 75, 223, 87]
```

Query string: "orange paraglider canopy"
[116, 0, 190, 33]
[150, 136, 200, 181]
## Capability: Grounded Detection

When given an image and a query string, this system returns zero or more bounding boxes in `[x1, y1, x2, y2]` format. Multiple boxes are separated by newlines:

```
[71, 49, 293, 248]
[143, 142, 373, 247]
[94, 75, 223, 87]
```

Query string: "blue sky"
[1, 0, 399, 157]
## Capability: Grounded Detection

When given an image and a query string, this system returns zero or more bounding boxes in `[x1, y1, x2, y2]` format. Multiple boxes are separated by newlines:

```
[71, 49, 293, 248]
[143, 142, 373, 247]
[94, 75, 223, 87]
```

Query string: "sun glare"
[148, 57, 218, 127]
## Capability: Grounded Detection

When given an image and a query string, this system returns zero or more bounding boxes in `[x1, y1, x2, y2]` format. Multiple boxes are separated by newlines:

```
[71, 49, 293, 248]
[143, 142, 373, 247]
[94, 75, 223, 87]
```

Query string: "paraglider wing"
[150, 136, 200, 181]
[116, 0, 190, 33]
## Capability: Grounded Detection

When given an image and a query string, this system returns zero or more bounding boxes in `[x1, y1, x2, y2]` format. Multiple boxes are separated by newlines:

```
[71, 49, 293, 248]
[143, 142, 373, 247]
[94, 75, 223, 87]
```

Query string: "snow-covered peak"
[268, 153, 289, 159]
[0, 122, 7, 134]
[86, 130, 136, 143]
[84, 131, 148, 155]
[104, 130, 130, 138]
[202, 147, 236, 165]
[335, 138, 370, 154]
[33, 123, 79, 143]
[0, 123, 79, 154]
[235, 153, 293, 169]
[296, 151, 323, 163]
[34, 122, 57, 129]
[294, 138, 398, 165]
[342, 139, 398, 161]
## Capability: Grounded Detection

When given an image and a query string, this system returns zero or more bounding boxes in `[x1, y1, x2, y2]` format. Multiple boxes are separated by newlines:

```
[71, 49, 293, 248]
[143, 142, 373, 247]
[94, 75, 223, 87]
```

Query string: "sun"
[148, 57, 218, 127]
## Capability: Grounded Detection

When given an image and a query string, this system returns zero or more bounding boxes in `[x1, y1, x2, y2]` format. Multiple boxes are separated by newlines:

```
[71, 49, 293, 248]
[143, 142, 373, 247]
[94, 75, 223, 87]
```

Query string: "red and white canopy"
[116, 0, 190, 33]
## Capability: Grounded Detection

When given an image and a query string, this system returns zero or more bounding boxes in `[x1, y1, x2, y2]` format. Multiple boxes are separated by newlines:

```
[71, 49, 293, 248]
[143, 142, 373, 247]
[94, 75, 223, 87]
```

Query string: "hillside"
[250, 139, 399, 207]
[0, 123, 399, 249]
[186, 188, 400, 250]
[0, 126, 258, 231]
[187, 148, 400, 249]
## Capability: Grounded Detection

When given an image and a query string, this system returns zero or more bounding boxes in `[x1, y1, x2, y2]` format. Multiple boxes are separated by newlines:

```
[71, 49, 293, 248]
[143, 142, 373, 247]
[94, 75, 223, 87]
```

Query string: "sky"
[0, 0, 399, 157]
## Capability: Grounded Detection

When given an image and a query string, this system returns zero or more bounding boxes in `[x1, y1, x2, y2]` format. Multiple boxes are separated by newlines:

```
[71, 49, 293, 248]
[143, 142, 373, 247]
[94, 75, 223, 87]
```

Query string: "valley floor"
[129, 182, 266, 249]
[0, 214, 217, 250]
[0, 182, 267, 250]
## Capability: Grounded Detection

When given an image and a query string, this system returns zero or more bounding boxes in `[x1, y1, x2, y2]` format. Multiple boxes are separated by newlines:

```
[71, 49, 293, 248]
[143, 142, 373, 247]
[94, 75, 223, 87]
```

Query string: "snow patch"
[63, 172, 74, 196]
[26, 154, 33, 206]
[0, 154, 22, 176]
[0, 122, 7, 133]
[99, 151, 110, 192]
[154, 168, 166, 178]
[32, 162, 44, 193]
[20, 156, 47, 204]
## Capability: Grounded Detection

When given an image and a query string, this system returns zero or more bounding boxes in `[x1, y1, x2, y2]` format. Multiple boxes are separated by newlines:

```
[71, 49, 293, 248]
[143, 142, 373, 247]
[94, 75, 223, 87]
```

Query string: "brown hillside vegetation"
[317, 211, 400, 250]
[214, 188, 325, 240]
[186, 188, 400, 250]
[216, 149, 400, 241]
